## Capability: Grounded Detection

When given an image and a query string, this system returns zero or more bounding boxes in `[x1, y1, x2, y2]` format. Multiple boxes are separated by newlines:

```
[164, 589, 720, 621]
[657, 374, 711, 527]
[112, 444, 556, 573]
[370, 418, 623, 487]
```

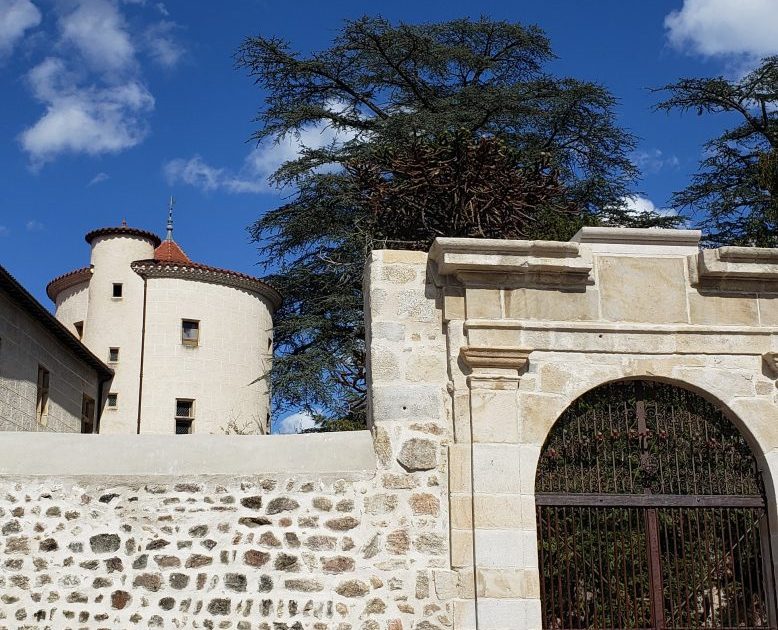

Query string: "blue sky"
[1, 0, 776, 432]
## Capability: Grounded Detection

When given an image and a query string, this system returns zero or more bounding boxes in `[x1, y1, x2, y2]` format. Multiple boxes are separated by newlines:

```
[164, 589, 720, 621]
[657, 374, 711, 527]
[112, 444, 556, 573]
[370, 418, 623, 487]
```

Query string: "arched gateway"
[536, 380, 777, 630]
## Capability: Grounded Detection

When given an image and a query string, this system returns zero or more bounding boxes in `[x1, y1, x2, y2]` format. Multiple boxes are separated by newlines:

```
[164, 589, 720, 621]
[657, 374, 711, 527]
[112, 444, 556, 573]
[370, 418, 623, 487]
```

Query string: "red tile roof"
[85, 226, 161, 247]
[46, 266, 93, 302]
[154, 239, 191, 264]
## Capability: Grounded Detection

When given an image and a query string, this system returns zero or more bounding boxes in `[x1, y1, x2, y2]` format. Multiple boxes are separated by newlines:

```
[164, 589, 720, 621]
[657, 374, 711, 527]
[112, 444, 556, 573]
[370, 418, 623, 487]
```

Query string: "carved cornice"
[460, 346, 530, 371]
[429, 238, 592, 288]
[689, 247, 778, 291]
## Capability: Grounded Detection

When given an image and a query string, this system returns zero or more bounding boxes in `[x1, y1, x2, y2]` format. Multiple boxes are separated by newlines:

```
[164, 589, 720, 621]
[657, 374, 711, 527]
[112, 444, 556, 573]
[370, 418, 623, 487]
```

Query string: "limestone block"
[465, 288, 502, 319]
[476, 568, 539, 599]
[450, 495, 473, 530]
[405, 353, 448, 383]
[688, 292, 759, 326]
[451, 529, 474, 568]
[505, 287, 599, 321]
[470, 389, 519, 443]
[472, 444, 522, 494]
[371, 384, 444, 422]
[598, 256, 688, 323]
[371, 322, 406, 342]
[381, 264, 418, 284]
[443, 292, 465, 321]
[729, 398, 778, 454]
[449, 444, 472, 493]
[518, 393, 566, 446]
[370, 345, 401, 381]
[453, 391, 472, 443]
[376, 249, 429, 265]
[759, 295, 778, 325]
[474, 529, 525, 568]
[477, 597, 534, 630]
[473, 495, 526, 529]
[671, 367, 755, 399]
[453, 599, 477, 630]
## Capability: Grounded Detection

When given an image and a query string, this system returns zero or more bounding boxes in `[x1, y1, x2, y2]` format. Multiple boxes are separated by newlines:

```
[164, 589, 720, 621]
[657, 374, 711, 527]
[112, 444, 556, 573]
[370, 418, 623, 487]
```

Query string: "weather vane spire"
[166, 195, 175, 241]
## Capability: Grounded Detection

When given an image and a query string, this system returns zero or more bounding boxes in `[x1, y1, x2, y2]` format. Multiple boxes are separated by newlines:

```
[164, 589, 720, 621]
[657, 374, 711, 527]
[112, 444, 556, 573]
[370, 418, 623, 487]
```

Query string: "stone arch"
[533, 373, 778, 627]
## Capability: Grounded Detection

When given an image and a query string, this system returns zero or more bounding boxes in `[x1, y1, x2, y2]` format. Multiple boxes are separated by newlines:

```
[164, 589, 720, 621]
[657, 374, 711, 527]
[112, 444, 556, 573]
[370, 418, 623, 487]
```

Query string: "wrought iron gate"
[535, 380, 777, 629]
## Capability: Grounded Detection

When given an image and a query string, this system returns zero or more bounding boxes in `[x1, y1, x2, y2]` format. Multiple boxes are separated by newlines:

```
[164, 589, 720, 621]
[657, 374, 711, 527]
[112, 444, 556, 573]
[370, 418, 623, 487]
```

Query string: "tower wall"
[82, 234, 156, 433]
[138, 276, 273, 434]
[53, 281, 90, 337]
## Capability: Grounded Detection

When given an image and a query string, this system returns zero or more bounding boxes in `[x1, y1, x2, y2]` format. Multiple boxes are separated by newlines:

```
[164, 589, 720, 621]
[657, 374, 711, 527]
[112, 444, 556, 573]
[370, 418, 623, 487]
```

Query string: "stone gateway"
[2, 227, 778, 629]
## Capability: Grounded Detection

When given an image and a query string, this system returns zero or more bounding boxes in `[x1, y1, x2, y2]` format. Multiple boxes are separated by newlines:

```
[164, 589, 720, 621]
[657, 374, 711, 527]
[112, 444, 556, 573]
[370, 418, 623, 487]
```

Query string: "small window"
[108, 347, 120, 363]
[175, 398, 194, 434]
[36, 365, 50, 424]
[181, 319, 199, 346]
[74, 321, 84, 339]
[112, 283, 123, 298]
[107, 393, 118, 408]
[81, 395, 95, 434]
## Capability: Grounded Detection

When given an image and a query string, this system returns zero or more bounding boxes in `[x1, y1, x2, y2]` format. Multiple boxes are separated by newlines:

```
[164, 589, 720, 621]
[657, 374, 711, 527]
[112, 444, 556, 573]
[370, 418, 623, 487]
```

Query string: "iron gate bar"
[535, 493, 766, 508]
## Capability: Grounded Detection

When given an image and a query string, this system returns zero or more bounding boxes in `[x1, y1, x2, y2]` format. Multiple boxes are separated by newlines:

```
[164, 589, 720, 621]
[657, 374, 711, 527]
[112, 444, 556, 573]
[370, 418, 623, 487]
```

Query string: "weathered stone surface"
[243, 549, 270, 567]
[224, 573, 246, 592]
[274, 553, 300, 572]
[89, 534, 120, 553]
[184, 554, 212, 569]
[397, 438, 437, 472]
[111, 590, 130, 609]
[325, 516, 360, 531]
[239, 496, 263, 510]
[132, 573, 162, 592]
[285, 579, 323, 592]
[335, 579, 370, 598]
[266, 497, 299, 514]
[208, 598, 231, 615]
[321, 555, 355, 574]
[410, 493, 440, 516]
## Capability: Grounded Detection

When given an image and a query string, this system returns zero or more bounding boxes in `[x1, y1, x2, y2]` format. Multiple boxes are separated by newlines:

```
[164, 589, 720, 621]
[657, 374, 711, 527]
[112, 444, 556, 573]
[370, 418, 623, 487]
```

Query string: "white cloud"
[622, 195, 677, 218]
[142, 20, 184, 67]
[88, 171, 110, 185]
[665, 0, 778, 60]
[58, 0, 135, 73]
[20, 57, 154, 166]
[165, 115, 359, 194]
[0, 0, 41, 57]
[25, 219, 43, 231]
[274, 411, 317, 434]
[633, 149, 680, 175]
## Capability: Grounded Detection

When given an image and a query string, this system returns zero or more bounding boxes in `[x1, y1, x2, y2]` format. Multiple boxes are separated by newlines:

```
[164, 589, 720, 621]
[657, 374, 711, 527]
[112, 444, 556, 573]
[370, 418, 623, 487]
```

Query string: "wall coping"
[571, 227, 702, 255]
[429, 237, 592, 287]
[0, 431, 376, 478]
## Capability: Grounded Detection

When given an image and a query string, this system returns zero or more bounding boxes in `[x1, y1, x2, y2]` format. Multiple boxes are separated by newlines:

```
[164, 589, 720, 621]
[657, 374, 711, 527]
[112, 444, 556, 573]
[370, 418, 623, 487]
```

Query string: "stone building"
[1, 227, 778, 630]
[0, 263, 112, 434]
[45, 217, 280, 435]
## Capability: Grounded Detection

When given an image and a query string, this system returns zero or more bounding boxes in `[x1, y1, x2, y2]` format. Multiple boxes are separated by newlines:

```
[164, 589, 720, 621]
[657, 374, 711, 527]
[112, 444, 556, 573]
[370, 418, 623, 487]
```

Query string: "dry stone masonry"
[4, 228, 778, 629]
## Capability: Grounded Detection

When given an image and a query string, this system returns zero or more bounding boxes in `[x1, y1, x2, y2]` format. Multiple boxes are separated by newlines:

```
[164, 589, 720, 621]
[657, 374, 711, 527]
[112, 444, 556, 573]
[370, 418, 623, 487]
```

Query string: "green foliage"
[655, 56, 778, 246]
[237, 16, 676, 430]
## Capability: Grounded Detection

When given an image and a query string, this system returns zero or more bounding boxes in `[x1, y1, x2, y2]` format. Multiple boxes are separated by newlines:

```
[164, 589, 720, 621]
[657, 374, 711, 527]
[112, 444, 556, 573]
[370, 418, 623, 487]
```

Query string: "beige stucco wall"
[0, 291, 101, 433]
[82, 233, 156, 433]
[54, 281, 89, 338]
[138, 276, 273, 434]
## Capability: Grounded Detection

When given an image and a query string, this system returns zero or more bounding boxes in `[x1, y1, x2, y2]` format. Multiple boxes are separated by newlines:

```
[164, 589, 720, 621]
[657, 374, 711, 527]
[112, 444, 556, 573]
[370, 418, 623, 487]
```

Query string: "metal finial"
[166, 196, 175, 241]
[121, 217, 127, 227]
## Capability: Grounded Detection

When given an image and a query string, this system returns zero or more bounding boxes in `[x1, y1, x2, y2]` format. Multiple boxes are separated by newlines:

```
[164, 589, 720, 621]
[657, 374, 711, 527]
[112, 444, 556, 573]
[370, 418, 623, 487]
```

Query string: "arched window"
[536, 380, 776, 629]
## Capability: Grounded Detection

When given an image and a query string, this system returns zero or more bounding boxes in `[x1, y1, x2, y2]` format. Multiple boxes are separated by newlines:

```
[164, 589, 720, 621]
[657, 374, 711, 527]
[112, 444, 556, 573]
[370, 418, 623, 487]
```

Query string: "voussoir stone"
[397, 438, 437, 472]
